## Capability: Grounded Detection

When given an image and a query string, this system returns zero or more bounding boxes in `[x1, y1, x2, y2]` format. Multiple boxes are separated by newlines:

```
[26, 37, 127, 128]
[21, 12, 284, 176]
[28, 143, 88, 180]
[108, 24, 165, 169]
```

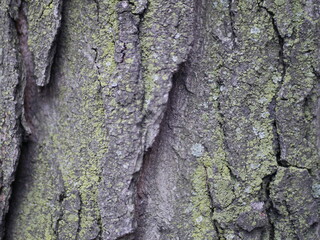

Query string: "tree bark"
[0, 0, 319, 239]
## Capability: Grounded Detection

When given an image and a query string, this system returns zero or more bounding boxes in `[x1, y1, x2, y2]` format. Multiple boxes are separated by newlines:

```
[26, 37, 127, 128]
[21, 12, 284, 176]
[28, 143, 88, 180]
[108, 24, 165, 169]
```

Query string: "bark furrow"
[0, 0, 319, 239]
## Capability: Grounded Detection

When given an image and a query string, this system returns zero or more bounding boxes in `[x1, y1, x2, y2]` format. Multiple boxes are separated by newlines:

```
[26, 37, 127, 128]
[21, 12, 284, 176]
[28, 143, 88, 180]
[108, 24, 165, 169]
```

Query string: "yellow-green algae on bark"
[2, 0, 320, 239]
[6, 0, 116, 239]
[189, 0, 279, 238]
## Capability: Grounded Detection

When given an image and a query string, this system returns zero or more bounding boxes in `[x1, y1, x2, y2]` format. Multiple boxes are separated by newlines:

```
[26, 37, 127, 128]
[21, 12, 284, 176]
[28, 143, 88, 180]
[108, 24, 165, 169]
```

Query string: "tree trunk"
[0, 0, 319, 239]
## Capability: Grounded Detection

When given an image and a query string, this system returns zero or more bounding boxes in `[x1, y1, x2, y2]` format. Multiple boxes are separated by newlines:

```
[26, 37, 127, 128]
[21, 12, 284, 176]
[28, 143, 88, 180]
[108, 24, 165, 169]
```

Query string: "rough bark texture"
[0, 0, 319, 239]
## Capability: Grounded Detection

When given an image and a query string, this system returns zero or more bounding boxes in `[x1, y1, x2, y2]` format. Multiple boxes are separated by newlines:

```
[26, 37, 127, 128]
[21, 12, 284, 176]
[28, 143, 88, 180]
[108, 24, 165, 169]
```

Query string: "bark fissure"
[268, 97, 285, 168]
[134, 0, 149, 115]
[1, 0, 318, 239]
[132, 145, 152, 239]
[313, 68, 320, 157]
[3, 141, 36, 240]
[203, 165, 221, 239]
[93, 0, 100, 23]
[228, 0, 237, 48]
[260, 5, 291, 239]
[99, 0, 150, 237]
[75, 193, 83, 240]
[41, 0, 64, 88]
[4, 0, 66, 238]
[260, 4, 286, 84]
[261, 173, 276, 240]
[3, 2, 38, 238]
[39, 0, 65, 97]
[54, 192, 66, 239]
[134, 62, 192, 238]
[92, 47, 102, 87]
[261, 4, 287, 168]
[14, 1, 38, 139]
[96, 200, 103, 240]
[45, 4, 67, 239]
[216, 78, 238, 182]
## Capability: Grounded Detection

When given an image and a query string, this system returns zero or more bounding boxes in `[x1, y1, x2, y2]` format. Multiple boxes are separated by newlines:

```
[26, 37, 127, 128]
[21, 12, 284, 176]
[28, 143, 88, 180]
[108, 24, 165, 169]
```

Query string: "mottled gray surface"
[0, 0, 319, 239]
[0, 0, 22, 238]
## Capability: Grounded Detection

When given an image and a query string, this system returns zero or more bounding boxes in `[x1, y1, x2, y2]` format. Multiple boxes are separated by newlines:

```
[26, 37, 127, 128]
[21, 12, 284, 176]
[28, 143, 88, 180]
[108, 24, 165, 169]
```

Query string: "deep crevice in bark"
[75, 193, 83, 240]
[268, 98, 286, 168]
[14, 1, 38, 139]
[260, 5, 291, 239]
[3, 141, 36, 240]
[39, 0, 65, 97]
[259, 4, 287, 84]
[132, 146, 152, 240]
[54, 191, 66, 239]
[256, 5, 290, 239]
[260, 173, 277, 240]
[261, 4, 288, 168]
[4, 0, 66, 238]
[216, 78, 239, 183]
[313, 67, 320, 158]
[133, 62, 192, 239]
[41, 0, 64, 88]
[96, 200, 103, 240]
[42, 5, 67, 238]
[132, 0, 203, 237]
[3, 2, 37, 238]
[41, 3, 69, 239]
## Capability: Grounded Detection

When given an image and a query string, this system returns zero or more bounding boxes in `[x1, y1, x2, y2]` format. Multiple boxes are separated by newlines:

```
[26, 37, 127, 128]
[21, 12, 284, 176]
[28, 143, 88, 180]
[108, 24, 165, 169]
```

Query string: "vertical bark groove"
[260, 4, 289, 237]
[1, 0, 319, 239]
[228, 0, 237, 48]
[260, 173, 276, 240]
[4, 2, 37, 237]
[134, 61, 195, 238]
[14, 1, 37, 138]
[75, 193, 83, 240]
[4, 0, 66, 238]
[135, 63, 181, 238]
[3, 141, 36, 240]
[204, 164, 220, 238]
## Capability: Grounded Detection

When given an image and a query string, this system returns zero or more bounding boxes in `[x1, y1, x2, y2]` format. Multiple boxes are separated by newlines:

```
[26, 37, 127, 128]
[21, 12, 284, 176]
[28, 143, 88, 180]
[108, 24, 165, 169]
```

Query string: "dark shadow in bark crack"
[133, 62, 193, 239]
[3, 140, 36, 240]
[4, 0, 66, 238]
